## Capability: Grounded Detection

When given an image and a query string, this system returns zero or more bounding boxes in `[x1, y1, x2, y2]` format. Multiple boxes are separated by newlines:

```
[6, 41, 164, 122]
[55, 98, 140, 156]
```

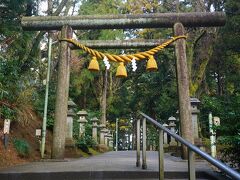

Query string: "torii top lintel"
[21, 12, 226, 31]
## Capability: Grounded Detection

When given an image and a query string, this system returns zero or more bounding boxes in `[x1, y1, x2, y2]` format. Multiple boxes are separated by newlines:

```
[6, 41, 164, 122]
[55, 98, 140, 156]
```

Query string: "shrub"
[13, 138, 31, 158]
[75, 135, 97, 154]
[75, 137, 89, 153]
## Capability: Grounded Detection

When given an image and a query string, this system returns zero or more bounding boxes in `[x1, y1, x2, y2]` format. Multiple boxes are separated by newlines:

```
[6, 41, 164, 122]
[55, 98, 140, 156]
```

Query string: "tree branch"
[21, 0, 69, 71]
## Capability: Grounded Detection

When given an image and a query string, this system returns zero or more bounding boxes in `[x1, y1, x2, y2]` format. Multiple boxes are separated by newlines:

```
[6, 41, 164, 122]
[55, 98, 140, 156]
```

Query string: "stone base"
[65, 138, 75, 148]
[194, 138, 205, 151]
[194, 138, 203, 147]
[96, 144, 109, 153]
[64, 146, 79, 158]
[163, 144, 169, 148]
[169, 141, 178, 146]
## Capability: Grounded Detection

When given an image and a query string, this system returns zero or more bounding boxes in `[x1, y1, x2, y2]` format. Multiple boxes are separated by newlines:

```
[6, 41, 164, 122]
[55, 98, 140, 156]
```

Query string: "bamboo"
[41, 34, 52, 158]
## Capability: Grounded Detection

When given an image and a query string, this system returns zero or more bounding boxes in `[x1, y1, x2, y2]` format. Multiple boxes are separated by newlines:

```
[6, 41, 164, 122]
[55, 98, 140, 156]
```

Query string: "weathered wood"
[188, 149, 196, 180]
[136, 119, 141, 167]
[142, 118, 147, 169]
[70, 39, 173, 49]
[174, 23, 194, 160]
[158, 130, 164, 180]
[52, 25, 72, 159]
[21, 12, 226, 31]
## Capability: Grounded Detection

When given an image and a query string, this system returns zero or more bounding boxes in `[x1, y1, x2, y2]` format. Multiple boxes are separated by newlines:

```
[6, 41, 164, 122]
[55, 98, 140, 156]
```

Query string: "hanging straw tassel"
[146, 55, 158, 71]
[116, 62, 127, 78]
[88, 56, 100, 71]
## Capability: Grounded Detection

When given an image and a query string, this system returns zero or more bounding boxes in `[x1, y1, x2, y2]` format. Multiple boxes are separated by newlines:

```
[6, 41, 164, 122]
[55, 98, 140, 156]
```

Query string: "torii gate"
[21, 12, 226, 159]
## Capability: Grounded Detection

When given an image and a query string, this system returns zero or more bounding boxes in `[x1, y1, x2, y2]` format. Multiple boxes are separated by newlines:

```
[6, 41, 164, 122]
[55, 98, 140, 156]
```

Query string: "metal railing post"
[138, 111, 240, 180]
[188, 149, 196, 180]
[136, 119, 141, 167]
[158, 129, 164, 180]
[142, 118, 147, 169]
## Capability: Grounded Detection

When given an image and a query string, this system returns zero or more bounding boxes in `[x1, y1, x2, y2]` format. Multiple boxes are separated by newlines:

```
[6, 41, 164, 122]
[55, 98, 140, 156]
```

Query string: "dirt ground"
[0, 111, 52, 169]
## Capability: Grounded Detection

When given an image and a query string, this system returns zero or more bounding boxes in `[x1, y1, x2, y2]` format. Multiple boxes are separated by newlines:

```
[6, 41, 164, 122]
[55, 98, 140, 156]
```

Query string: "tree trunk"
[174, 23, 194, 160]
[52, 25, 72, 159]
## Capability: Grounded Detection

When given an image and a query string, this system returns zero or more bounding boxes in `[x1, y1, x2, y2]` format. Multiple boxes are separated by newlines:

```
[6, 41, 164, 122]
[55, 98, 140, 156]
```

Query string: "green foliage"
[75, 135, 97, 153]
[1, 106, 15, 120]
[218, 135, 240, 170]
[200, 95, 240, 168]
[13, 138, 31, 158]
[33, 84, 56, 130]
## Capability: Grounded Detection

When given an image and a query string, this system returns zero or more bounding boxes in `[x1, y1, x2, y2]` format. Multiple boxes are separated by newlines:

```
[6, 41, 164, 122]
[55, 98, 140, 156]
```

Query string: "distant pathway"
[0, 151, 210, 172]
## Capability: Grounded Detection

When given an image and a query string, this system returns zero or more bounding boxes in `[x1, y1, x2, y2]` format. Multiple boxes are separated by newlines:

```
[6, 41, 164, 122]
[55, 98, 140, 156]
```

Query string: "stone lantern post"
[65, 100, 76, 146]
[190, 98, 200, 140]
[91, 117, 99, 143]
[77, 110, 88, 138]
[108, 133, 114, 148]
[168, 116, 177, 146]
[105, 131, 112, 146]
[99, 125, 108, 145]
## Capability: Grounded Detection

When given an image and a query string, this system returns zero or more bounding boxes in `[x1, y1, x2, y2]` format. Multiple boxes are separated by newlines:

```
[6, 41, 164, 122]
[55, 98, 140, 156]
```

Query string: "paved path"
[0, 151, 221, 179]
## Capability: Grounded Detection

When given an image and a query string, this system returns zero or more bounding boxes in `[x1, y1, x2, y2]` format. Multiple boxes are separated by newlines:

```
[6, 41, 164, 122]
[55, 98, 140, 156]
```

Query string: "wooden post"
[142, 118, 147, 169]
[188, 149, 196, 180]
[52, 25, 72, 159]
[136, 119, 141, 167]
[158, 129, 164, 180]
[174, 23, 194, 159]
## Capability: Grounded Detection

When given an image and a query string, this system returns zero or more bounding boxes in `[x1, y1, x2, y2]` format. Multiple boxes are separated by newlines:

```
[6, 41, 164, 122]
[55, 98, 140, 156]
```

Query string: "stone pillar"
[108, 137, 113, 148]
[103, 129, 110, 145]
[65, 100, 76, 146]
[77, 110, 88, 138]
[163, 123, 169, 147]
[52, 25, 72, 159]
[168, 116, 177, 146]
[91, 117, 99, 143]
[174, 23, 193, 159]
[190, 98, 200, 139]
[107, 133, 113, 147]
[104, 135, 108, 145]
[99, 124, 106, 144]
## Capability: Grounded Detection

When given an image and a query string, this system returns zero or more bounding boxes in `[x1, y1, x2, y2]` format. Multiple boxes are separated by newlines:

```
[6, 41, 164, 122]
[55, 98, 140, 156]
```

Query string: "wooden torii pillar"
[21, 12, 226, 159]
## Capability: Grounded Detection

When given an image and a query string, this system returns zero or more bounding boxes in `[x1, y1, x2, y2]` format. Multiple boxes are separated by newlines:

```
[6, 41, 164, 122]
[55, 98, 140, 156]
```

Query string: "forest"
[0, 0, 239, 170]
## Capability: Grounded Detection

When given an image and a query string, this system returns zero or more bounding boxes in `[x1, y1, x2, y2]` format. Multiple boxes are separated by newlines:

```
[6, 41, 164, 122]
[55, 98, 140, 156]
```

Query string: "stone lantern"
[65, 100, 76, 146]
[99, 125, 108, 145]
[77, 110, 88, 138]
[105, 131, 112, 146]
[190, 98, 200, 140]
[168, 116, 177, 146]
[107, 133, 114, 148]
[91, 117, 99, 143]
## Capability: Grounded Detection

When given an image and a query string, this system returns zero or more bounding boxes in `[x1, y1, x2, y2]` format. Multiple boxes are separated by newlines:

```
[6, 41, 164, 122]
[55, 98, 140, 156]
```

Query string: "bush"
[13, 138, 31, 157]
[75, 137, 89, 153]
[75, 135, 97, 154]
[218, 135, 240, 170]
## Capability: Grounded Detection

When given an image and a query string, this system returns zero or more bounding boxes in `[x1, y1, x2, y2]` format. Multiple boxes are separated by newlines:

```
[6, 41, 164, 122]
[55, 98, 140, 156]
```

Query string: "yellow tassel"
[146, 55, 158, 71]
[88, 56, 100, 71]
[116, 62, 127, 78]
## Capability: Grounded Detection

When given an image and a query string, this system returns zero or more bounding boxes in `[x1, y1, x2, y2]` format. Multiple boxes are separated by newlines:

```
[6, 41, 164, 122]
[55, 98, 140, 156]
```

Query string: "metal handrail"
[138, 111, 240, 180]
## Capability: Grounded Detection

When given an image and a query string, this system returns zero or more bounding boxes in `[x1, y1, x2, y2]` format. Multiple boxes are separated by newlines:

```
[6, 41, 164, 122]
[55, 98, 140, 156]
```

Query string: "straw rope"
[60, 35, 187, 63]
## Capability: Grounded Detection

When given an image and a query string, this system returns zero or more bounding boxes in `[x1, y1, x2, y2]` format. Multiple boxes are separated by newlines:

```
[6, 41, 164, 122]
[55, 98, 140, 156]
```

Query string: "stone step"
[0, 170, 222, 180]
